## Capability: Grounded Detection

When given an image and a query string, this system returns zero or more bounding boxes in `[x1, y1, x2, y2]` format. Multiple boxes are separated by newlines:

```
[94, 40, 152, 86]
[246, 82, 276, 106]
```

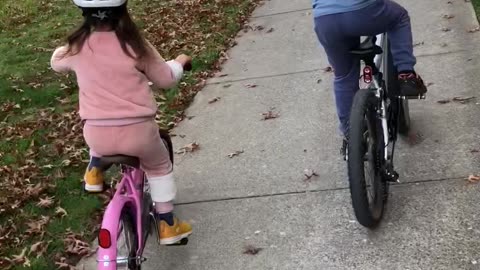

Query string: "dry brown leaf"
[413, 41, 424, 47]
[36, 196, 55, 208]
[227, 150, 244, 158]
[30, 241, 49, 258]
[10, 248, 29, 266]
[442, 14, 455, 19]
[261, 109, 280, 120]
[175, 142, 200, 154]
[208, 97, 221, 104]
[55, 257, 76, 270]
[304, 169, 320, 181]
[243, 245, 263, 255]
[245, 83, 257, 88]
[468, 27, 480, 33]
[437, 99, 451, 104]
[452, 96, 476, 103]
[468, 175, 480, 183]
[55, 206, 68, 218]
[323, 66, 334, 73]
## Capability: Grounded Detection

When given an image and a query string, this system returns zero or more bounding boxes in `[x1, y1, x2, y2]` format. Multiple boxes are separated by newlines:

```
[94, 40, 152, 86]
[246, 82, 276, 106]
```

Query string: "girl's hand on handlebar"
[175, 54, 192, 71]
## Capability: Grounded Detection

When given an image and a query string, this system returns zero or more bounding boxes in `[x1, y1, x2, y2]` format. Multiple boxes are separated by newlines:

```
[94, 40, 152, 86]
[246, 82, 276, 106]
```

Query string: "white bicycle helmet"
[73, 0, 126, 8]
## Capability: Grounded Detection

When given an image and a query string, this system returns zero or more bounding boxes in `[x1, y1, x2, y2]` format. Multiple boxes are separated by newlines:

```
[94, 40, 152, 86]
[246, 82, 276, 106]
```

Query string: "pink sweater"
[50, 31, 183, 124]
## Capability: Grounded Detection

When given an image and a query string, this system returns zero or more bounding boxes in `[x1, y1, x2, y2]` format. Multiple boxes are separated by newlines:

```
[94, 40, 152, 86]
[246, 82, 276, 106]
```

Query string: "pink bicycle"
[94, 130, 187, 269]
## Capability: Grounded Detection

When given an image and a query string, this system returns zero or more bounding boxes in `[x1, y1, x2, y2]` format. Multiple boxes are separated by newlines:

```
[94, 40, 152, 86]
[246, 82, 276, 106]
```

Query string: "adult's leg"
[315, 16, 360, 136]
[339, 0, 415, 72]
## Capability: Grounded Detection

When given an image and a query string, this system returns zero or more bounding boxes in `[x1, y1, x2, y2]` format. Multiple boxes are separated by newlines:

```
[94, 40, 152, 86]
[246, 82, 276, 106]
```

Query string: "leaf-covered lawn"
[0, 0, 260, 268]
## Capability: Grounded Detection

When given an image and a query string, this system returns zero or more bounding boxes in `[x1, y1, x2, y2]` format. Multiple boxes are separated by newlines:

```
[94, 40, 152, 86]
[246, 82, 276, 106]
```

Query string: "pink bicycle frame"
[96, 167, 146, 269]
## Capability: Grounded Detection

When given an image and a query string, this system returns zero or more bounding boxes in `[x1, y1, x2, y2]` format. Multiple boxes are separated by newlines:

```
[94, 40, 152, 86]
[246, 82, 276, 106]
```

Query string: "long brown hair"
[65, 4, 148, 59]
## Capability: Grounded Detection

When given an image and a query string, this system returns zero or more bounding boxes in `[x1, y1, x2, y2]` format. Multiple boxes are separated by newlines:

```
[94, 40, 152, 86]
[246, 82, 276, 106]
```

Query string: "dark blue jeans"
[314, 0, 416, 136]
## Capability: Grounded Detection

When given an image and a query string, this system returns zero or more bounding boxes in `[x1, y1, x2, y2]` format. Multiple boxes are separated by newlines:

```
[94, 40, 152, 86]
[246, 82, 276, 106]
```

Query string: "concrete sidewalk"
[81, 0, 480, 269]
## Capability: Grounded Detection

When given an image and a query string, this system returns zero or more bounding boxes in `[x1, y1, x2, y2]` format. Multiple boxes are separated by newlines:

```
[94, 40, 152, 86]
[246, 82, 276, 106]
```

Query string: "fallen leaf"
[442, 27, 451, 32]
[255, 25, 265, 31]
[442, 14, 455, 19]
[10, 248, 29, 266]
[55, 206, 68, 218]
[413, 41, 425, 47]
[323, 66, 334, 73]
[218, 73, 228, 77]
[175, 142, 200, 154]
[468, 26, 480, 33]
[317, 79, 322, 84]
[223, 84, 232, 88]
[261, 109, 280, 120]
[452, 96, 476, 104]
[467, 175, 480, 183]
[245, 83, 257, 88]
[30, 241, 49, 258]
[227, 150, 244, 158]
[266, 27, 274, 33]
[304, 169, 319, 181]
[471, 149, 479, 153]
[208, 97, 221, 104]
[243, 245, 263, 255]
[36, 196, 55, 208]
[437, 99, 451, 104]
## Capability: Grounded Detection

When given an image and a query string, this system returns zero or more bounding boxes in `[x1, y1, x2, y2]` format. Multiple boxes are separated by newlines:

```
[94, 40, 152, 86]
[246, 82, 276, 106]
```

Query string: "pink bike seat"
[99, 155, 140, 169]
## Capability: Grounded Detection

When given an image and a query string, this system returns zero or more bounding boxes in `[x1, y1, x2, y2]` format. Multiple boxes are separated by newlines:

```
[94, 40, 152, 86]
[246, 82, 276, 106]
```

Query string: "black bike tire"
[118, 208, 141, 270]
[159, 129, 174, 165]
[348, 88, 387, 228]
[398, 99, 410, 136]
[385, 39, 410, 135]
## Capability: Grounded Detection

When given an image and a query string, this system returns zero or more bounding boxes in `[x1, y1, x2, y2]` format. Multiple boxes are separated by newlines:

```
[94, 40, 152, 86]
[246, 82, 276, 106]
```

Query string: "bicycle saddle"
[349, 36, 383, 56]
[99, 155, 140, 170]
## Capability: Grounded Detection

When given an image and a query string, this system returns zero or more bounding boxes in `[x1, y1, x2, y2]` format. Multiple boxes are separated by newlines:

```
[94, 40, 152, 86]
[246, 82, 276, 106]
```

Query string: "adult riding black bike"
[347, 33, 425, 228]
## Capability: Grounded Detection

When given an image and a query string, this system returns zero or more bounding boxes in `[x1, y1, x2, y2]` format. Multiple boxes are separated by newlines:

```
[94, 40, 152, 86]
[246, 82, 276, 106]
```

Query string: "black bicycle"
[346, 34, 425, 228]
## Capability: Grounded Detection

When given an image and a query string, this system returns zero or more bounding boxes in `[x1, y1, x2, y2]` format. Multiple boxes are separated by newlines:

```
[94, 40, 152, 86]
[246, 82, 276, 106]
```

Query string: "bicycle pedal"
[398, 95, 426, 100]
[166, 237, 189, 246]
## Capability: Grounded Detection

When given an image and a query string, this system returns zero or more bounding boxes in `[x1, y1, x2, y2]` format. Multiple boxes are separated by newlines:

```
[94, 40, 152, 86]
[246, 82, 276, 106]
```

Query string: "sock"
[398, 70, 416, 75]
[156, 212, 174, 226]
[88, 156, 102, 170]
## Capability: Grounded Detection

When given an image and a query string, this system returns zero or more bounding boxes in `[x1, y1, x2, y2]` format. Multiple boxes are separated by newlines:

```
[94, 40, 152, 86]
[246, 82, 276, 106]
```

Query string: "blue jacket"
[312, 0, 377, 17]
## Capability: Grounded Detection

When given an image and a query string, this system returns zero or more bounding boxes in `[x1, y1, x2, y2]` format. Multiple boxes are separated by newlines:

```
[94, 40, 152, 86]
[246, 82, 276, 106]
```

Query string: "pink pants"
[83, 120, 175, 211]
[83, 120, 172, 176]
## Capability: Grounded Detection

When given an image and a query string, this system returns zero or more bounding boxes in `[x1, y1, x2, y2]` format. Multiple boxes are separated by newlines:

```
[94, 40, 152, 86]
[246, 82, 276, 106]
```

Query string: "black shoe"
[398, 72, 427, 98]
[340, 138, 348, 161]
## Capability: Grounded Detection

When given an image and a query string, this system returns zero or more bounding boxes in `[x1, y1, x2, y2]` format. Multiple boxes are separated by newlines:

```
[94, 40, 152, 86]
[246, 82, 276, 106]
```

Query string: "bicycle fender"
[97, 195, 135, 270]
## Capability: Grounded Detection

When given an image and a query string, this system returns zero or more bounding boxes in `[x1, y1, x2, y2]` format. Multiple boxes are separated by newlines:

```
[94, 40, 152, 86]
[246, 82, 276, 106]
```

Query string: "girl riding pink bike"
[51, 0, 192, 248]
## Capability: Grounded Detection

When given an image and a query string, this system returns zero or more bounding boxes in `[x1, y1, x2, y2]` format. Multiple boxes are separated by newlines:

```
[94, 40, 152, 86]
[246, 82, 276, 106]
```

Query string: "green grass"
[0, 0, 258, 268]
[473, 0, 480, 21]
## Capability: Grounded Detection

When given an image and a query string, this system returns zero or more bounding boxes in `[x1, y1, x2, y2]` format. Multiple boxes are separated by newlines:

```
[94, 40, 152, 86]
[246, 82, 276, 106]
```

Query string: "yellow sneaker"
[159, 217, 192, 245]
[83, 166, 104, 192]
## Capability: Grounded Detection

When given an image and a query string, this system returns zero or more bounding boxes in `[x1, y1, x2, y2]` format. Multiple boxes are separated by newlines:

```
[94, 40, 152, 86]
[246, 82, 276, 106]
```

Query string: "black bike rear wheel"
[116, 208, 141, 270]
[348, 89, 387, 228]
[385, 38, 410, 136]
